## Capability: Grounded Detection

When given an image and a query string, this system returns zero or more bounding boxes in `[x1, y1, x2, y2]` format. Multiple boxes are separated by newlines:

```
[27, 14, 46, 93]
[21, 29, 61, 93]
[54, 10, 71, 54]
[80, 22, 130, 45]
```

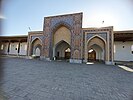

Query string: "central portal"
[53, 25, 71, 60]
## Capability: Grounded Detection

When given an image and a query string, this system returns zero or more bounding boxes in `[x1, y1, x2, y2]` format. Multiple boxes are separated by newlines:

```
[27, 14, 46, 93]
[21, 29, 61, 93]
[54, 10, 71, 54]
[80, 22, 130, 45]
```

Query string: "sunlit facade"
[0, 13, 133, 64]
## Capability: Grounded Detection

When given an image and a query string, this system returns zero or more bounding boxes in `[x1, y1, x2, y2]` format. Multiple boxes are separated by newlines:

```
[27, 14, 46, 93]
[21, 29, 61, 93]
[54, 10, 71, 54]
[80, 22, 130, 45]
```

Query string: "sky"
[1, 0, 133, 36]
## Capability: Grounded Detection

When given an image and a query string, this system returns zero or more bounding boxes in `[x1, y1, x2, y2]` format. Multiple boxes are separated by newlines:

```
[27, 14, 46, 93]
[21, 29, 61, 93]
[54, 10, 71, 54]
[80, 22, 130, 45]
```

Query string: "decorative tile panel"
[43, 13, 83, 59]
[31, 35, 44, 42]
[86, 32, 107, 41]
[51, 17, 73, 28]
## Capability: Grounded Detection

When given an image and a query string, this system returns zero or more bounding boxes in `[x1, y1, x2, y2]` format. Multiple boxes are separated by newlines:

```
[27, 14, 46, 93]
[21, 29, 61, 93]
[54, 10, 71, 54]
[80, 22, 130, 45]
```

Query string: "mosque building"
[0, 12, 133, 64]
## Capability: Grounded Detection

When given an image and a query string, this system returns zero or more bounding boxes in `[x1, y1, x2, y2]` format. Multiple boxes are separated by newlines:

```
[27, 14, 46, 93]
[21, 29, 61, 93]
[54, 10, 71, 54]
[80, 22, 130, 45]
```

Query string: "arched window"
[131, 45, 133, 54]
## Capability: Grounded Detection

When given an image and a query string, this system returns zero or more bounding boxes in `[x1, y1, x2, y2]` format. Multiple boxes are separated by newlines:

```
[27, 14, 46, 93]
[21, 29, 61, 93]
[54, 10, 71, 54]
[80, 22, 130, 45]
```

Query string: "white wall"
[19, 42, 27, 55]
[9, 42, 18, 55]
[4, 43, 9, 54]
[114, 41, 133, 61]
[0, 42, 27, 55]
[1, 43, 9, 54]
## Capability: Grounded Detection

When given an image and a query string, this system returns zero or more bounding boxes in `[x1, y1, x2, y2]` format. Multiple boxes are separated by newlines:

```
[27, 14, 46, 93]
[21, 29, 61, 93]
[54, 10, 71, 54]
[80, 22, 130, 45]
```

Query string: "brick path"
[0, 57, 133, 100]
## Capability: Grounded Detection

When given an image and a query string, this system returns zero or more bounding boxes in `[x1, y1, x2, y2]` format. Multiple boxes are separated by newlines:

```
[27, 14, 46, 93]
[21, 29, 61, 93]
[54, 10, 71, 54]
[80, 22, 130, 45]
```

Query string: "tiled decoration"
[83, 27, 114, 62]
[43, 13, 83, 59]
[28, 13, 114, 62]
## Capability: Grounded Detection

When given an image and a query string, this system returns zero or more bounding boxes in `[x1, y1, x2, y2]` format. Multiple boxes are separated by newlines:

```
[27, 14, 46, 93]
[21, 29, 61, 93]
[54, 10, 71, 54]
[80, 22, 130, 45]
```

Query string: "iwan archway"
[86, 36, 106, 62]
[52, 25, 71, 60]
[31, 38, 42, 57]
[88, 44, 104, 61]
[54, 40, 71, 60]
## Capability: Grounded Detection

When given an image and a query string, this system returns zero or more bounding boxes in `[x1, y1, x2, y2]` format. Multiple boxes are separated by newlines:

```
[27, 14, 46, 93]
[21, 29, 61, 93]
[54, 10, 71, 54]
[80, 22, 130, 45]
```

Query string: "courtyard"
[0, 57, 133, 100]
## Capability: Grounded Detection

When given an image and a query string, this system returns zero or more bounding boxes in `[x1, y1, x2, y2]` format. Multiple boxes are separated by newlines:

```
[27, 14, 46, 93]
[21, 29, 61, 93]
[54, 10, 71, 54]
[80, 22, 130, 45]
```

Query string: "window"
[1, 44, 4, 50]
[131, 45, 133, 54]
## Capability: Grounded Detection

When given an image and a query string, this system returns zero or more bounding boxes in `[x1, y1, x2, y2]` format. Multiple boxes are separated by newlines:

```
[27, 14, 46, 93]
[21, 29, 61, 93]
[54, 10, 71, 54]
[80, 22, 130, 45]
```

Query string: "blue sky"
[1, 0, 133, 36]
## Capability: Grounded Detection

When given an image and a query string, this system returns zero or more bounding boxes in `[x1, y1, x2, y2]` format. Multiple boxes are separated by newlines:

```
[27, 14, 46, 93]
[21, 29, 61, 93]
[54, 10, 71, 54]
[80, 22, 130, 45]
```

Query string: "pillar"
[17, 40, 21, 56]
[7, 40, 10, 55]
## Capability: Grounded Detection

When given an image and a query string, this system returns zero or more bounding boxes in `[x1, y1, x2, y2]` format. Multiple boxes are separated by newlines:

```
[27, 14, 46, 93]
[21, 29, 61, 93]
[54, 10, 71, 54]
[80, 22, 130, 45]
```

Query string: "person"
[54, 56, 56, 60]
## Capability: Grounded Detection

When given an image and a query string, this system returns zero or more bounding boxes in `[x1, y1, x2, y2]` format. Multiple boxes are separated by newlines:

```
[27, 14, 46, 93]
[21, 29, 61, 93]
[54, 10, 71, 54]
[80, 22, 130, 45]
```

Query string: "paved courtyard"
[0, 57, 133, 100]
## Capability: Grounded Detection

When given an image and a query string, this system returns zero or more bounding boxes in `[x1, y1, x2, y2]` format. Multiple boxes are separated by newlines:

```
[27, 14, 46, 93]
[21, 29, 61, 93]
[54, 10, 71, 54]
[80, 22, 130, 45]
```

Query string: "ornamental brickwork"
[27, 12, 114, 64]
[43, 13, 83, 60]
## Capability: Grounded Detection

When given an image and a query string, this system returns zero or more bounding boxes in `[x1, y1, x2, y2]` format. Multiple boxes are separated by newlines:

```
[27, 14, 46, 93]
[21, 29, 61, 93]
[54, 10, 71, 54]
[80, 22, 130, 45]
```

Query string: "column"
[7, 40, 10, 55]
[17, 40, 21, 56]
[53, 47, 56, 60]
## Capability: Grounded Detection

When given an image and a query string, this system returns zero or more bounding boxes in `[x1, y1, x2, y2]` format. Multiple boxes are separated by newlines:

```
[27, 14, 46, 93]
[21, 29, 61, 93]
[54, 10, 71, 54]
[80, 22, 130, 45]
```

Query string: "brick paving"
[0, 57, 133, 100]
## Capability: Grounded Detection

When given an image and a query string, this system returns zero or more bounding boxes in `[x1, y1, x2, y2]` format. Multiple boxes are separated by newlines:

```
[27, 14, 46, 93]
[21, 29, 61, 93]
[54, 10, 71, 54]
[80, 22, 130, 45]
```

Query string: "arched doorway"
[87, 36, 106, 62]
[31, 38, 42, 57]
[88, 49, 96, 61]
[34, 44, 42, 56]
[35, 48, 40, 56]
[53, 25, 71, 60]
[65, 48, 71, 59]
[88, 44, 104, 61]
[54, 41, 71, 60]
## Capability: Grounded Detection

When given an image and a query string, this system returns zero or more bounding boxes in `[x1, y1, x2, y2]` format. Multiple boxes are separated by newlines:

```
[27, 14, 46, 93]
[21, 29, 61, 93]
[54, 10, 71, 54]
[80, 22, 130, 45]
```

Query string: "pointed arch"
[86, 35, 106, 62]
[54, 40, 70, 48]
[30, 38, 42, 56]
[87, 35, 106, 45]
[53, 24, 71, 46]
[52, 22, 72, 60]
[52, 21, 72, 34]
[35, 45, 41, 56]
[31, 37, 42, 44]
[53, 40, 71, 60]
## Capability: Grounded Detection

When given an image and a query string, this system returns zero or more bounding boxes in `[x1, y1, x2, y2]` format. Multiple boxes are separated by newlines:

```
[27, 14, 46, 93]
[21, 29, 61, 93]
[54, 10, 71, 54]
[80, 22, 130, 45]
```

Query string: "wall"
[114, 41, 133, 61]
[9, 42, 18, 55]
[0, 42, 27, 55]
[19, 42, 27, 55]
[0, 42, 8, 54]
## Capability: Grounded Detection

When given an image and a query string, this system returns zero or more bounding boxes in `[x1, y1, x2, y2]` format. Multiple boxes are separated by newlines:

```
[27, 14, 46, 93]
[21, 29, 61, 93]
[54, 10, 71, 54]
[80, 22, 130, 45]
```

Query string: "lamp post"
[28, 27, 31, 31]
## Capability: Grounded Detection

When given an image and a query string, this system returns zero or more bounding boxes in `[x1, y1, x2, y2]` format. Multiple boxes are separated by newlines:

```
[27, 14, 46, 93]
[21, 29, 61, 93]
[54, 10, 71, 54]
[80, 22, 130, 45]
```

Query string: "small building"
[0, 35, 27, 56]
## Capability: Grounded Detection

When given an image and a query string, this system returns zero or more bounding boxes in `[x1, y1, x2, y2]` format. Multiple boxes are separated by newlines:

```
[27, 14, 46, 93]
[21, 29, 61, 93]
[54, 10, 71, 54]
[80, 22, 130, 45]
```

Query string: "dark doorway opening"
[88, 49, 96, 61]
